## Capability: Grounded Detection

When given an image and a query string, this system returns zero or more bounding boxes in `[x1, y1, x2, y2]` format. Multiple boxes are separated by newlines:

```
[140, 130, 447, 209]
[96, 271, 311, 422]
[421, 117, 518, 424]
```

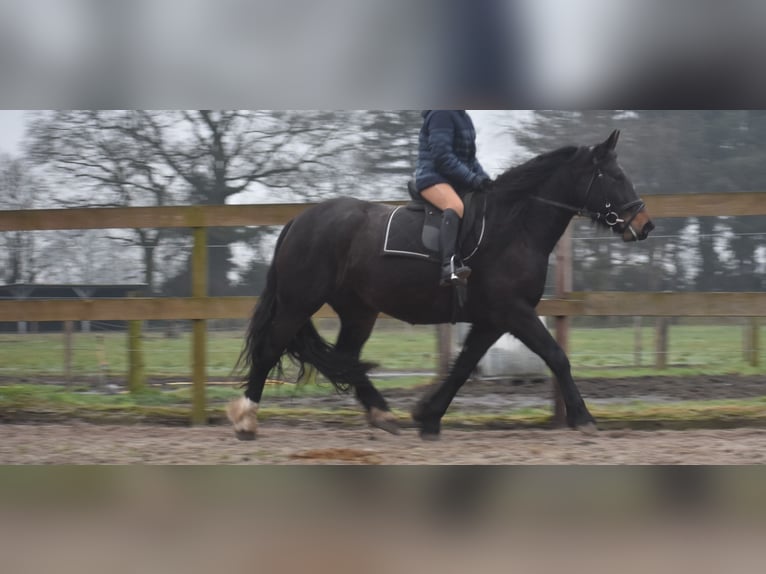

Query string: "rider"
[414, 110, 492, 286]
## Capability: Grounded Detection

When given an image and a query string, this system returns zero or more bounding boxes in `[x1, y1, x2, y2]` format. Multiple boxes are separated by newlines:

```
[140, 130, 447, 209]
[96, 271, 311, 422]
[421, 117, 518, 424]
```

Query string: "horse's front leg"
[412, 325, 502, 440]
[507, 303, 596, 432]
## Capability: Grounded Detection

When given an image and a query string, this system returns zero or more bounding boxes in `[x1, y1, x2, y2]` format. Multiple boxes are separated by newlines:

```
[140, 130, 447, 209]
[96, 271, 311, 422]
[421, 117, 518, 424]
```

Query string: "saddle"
[382, 181, 486, 262]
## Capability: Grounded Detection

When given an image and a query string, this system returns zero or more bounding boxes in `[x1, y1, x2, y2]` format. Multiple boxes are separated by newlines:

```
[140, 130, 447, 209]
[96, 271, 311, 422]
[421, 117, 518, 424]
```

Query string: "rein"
[532, 167, 645, 238]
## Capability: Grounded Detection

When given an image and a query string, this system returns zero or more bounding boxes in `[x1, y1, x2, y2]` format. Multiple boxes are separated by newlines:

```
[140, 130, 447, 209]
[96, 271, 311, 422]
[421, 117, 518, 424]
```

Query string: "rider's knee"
[450, 201, 465, 218]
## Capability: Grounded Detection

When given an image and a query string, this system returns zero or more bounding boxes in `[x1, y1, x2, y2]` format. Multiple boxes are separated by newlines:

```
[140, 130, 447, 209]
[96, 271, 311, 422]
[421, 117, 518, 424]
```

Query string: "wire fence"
[3, 217, 765, 291]
[0, 201, 764, 410]
[0, 317, 761, 388]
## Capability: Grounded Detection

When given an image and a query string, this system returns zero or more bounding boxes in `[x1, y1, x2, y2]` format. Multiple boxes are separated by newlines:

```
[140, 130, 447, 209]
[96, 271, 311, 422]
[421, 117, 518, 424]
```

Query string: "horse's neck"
[529, 197, 576, 254]
[488, 187, 576, 256]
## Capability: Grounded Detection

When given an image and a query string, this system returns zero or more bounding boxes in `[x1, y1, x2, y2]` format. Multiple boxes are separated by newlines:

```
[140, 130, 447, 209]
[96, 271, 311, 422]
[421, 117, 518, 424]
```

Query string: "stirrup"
[440, 257, 471, 287]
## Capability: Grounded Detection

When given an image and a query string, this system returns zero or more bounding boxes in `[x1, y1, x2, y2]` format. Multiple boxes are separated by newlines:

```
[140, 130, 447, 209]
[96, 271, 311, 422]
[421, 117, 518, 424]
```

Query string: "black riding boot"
[439, 209, 471, 286]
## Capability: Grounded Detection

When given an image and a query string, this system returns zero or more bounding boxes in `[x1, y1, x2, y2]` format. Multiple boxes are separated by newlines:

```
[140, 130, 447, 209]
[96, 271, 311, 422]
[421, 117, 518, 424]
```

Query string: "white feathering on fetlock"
[226, 397, 259, 434]
[367, 407, 400, 435]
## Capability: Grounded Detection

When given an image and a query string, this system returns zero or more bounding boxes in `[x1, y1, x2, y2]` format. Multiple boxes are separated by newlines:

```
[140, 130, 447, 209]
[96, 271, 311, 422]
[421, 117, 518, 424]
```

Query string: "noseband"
[533, 166, 646, 238]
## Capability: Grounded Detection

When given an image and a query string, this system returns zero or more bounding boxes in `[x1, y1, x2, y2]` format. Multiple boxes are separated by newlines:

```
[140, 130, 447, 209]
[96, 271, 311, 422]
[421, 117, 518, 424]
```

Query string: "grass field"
[0, 321, 763, 429]
[2, 381, 765, 430]
[0, 321, 762, 383]
[567, 323, 764, 377]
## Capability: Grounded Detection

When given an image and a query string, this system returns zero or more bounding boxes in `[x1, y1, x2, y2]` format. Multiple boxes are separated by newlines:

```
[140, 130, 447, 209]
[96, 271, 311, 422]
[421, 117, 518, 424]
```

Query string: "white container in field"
[453, 319, 549, 380]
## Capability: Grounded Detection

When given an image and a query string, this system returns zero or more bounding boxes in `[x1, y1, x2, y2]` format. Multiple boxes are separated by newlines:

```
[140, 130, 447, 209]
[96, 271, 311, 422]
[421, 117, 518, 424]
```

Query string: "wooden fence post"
[63, 320, 73, 388]
[552, 223, 572, 426]
[96, 334, 108, 386]
[655, 317, 668, 370]
[127, 318, 145, 393]
[633, 316, 643, 367]
[191, 225, 208, 425]
[126, 291, 145, 393]
[744, 317, 760, 367]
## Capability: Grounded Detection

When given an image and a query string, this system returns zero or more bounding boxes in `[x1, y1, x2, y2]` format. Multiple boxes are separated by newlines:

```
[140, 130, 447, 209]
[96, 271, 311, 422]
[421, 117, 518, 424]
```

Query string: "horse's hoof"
[235, 430, 256, 441]
[368, 408, 400, 435]
[419, 430, 441, 442]
[576, 422, 598, 435]
[227, 397, 259, 439]
[372, 419, 400, 435]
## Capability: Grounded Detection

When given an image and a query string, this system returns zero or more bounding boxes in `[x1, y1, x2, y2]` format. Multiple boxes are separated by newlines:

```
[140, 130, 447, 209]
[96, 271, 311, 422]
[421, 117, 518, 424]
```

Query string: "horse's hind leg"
[230, 307, 316, 440]
[333, 300, 399, 435]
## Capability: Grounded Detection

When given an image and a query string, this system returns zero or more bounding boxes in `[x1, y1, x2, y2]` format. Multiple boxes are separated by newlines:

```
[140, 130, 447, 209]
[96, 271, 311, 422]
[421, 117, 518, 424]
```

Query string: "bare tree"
[349, 110, 421, 198]
[120, 110, 359, 201]
[112, 110, 362, 294]
[26, 110, 185, 293]
[24, 110, 423, 293]
[0, 154, 42, 284]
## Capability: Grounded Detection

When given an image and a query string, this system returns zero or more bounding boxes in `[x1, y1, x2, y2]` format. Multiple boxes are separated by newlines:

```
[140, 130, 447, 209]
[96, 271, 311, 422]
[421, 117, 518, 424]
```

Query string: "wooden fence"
[1, 192, 765, 423]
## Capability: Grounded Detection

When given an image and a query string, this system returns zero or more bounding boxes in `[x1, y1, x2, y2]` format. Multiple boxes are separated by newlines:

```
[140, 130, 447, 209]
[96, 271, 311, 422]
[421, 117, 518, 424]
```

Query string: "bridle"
[533, 164, 646, 239]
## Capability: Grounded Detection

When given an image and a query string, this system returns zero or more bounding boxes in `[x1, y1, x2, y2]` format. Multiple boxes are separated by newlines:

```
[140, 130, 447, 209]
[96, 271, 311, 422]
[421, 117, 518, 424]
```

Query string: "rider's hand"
[474, 176, 492, 192]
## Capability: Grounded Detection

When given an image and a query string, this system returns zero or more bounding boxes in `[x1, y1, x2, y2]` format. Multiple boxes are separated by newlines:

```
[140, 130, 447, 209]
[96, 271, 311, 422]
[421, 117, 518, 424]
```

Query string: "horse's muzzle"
[621, 210, 654, 242]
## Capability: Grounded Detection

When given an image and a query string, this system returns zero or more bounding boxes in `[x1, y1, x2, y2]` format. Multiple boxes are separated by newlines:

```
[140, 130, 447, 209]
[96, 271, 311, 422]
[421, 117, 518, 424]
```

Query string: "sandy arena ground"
[2, 422, 766, 464]
[2, 375, 766, 464]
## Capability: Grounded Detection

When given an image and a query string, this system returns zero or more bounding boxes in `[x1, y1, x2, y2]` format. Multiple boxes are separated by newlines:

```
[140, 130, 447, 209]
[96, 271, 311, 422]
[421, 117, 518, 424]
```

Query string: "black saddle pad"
[382, 193, 487, 262]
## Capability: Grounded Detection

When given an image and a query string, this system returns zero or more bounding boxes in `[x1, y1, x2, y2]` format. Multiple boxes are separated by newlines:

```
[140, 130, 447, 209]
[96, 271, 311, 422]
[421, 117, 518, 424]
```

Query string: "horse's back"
[275, 196, 467, 323]
[298, 196, 391, 219]
[290, 197, 391, 236]
[278, 197, 390, 264]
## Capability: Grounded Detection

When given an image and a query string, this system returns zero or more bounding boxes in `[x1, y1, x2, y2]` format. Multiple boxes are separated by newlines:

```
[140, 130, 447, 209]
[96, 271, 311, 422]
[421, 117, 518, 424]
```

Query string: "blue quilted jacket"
[415, 110, 489, 195]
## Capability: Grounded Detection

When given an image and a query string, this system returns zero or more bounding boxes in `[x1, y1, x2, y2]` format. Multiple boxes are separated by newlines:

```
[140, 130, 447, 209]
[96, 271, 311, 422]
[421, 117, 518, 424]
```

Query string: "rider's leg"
[419, 183, 464, 218]
[420, 184, 470, 286]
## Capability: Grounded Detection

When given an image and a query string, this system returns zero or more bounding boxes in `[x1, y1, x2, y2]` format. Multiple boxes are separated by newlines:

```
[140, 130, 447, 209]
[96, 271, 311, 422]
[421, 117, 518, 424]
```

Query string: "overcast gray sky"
[0, 110, 24, 155]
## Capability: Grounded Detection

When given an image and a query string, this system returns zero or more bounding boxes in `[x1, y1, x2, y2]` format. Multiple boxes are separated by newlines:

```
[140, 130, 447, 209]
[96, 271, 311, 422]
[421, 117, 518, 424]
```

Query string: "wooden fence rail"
[1, 192, 765, 232]
[0, 292, 764, 323]
[1, 191, 765, 424]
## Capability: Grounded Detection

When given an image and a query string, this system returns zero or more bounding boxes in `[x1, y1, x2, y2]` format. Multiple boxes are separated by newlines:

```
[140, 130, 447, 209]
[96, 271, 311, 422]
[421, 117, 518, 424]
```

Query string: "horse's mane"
[492, 146, 580, 197]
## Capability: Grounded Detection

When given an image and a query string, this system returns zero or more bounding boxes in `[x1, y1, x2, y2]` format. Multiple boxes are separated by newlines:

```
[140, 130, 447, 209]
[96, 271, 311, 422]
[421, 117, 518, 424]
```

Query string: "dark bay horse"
[227, 130, 654, 440]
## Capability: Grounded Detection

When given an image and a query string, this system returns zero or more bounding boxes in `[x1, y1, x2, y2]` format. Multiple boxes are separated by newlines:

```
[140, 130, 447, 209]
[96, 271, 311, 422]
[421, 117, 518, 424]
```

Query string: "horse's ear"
[592, 130, 620, 162]
[607, 129, 620, 149]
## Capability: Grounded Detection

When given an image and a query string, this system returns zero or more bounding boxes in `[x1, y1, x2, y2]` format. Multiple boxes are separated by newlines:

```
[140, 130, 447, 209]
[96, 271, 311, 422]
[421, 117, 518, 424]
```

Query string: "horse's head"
[579, 130, 654, 242]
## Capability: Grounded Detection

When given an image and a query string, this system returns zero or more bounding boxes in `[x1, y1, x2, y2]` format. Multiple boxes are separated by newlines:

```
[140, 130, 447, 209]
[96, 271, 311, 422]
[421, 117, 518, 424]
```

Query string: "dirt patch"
[288, 447, 383, 464]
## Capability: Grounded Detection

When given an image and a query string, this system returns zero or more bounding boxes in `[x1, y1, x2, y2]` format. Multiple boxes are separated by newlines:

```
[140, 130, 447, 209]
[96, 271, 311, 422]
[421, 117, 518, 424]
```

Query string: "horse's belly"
[345, 233, 460, 324]
[377, 298, 451, 325]
[358, 277, 457, 325]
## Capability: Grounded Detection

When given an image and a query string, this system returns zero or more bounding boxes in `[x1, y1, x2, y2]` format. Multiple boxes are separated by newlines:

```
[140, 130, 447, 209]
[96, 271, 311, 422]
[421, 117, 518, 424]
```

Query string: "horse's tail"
[235, 221, 294, 380]
[285, 321, 376, 392]
[236, 219, 374, 392]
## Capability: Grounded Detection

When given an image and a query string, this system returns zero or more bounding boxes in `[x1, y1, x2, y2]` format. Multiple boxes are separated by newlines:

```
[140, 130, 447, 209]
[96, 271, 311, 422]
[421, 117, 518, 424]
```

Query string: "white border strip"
[383, 206, 433, 259]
